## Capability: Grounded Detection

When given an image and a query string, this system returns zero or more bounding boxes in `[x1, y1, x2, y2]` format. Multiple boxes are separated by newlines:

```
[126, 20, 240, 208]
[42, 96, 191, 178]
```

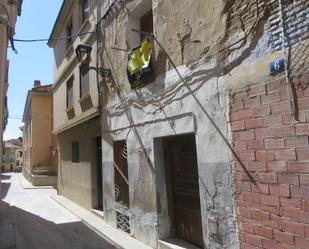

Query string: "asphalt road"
[0, 173, 118, 249]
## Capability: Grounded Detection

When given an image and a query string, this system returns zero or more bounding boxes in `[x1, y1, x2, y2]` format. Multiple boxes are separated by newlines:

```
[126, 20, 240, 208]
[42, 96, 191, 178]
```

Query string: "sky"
[4, 0, 63, 140]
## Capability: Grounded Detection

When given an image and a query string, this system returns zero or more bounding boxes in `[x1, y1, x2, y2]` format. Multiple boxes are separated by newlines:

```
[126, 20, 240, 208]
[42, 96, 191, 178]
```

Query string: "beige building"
[48, 0, 103, 210]
[22, 81, 58, 186]
[0, 0, 22, 179]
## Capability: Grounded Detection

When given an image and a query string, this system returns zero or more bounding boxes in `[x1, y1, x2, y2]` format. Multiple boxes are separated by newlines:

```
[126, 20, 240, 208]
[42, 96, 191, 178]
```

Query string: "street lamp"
[0, 3, 9, 25]
[75, 44, 112, 79]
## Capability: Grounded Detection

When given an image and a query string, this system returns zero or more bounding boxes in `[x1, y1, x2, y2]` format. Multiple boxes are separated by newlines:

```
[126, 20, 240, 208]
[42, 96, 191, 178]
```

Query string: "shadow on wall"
[0, 198, 119, 249]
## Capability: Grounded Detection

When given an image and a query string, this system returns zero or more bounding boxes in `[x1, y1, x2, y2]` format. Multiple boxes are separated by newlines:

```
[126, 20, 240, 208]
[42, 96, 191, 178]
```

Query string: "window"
[140, 10, 153, 41]
[81, 0, 89, 24]
[66, 77, 73, 108]
[66, 18, 73, 49]
[114, 140, 129, 207]
[72, 141, 80, 163]
[80, 64, 89, 97]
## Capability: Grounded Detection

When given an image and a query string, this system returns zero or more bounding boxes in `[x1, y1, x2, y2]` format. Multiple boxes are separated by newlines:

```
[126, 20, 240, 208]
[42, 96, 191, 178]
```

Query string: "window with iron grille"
[114, 140, 129, 207]
[80, 64, 89, 97]
[66, 77, 73, 108]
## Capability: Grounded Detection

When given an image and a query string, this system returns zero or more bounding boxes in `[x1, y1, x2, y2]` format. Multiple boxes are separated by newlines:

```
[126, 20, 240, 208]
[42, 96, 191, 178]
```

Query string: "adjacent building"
[0, 0, 22, 179]
[50, 0, 309, 248]
[22, 81, 57, 186]
[48, 0, 103, 210]
[2, 138, 22, 172]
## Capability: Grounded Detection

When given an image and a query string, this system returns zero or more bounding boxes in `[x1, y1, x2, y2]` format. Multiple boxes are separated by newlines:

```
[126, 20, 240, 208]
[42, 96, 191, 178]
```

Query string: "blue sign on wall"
[269, 58, 285, 75]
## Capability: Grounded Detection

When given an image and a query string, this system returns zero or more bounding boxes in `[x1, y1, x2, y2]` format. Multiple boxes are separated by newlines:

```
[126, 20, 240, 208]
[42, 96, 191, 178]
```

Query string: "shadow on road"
[1, 174, 12, 180]
[0, 199, 119, 249]
[0, 182, 11, 199]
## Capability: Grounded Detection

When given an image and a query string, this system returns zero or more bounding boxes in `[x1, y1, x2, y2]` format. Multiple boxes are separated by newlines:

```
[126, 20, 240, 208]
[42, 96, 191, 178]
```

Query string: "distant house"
[2, 138, 22, 172]
[22, 80, 58, 186]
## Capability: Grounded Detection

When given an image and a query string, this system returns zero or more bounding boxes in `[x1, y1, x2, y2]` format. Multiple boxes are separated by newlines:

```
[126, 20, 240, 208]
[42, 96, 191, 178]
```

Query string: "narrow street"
[0, 173, 118, 249]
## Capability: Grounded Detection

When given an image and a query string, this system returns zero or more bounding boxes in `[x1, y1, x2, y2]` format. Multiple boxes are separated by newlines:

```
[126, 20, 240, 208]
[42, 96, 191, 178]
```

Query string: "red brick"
[282, 112, 306, 125]
[244, 96, 261, 108]
[271, 101, 291, 114]
[306, 225, 309, 236]
[302, 200, 309, 211]
[298, 96, 309, 109]
[231, 120, 246, 131]
[238, 130, 255, 140]
[285, 136, 309, 148]
[270, 184, 290, 197]
[251, 183, 269, 194]
[239, 151, 256, 161]
[263, 114, 283, 127]
[300, 175, 309, 185]
[241, 192, 261, 203]
[262, 214, 282, 230]
[261, 91, 281, 105]
[256, 151, 275, 161]
[266, 79, 284, 92]
[278, 174, 299, 185]
[282, 221, 305, 235]
[267, 161, 288, 173]
[248, 161, 267, 172]
[262, 238, 282, 249]
[255, 128, 273, 139]
[234, 141, 247, 152]
[295, 236, 309, 249]
[273, 126, 295, 138]
[252, 105, 270, 117]
[280, 207, 302, 221]
[296, 148, 309, 160]
[288, 162, 309, 173]
[290, 185, 309, 199]
[254, 225, 272, 239]
[247, 140, 263, 150]
[274, 149, 296, 161]
[280, 197, 302, 208]
[231, 109, 253, 121]
[245, 234, 262, 247]
[296, 124, 309, 135]
[236, 181, 252, 191]
[259, 172, 278, 184]
[245, 118, 263, 129]
[231, 101, 244, 111]
[260, 194, 280, 206]
[240, 242, 259, 249]
[240, 222, 254, 234]
[273, 230, 294, 245]
[249, 85, 266, 98]
[251, 210, 270, 221]
[237, 207, 252, 219]
[264, 138, 285, 149]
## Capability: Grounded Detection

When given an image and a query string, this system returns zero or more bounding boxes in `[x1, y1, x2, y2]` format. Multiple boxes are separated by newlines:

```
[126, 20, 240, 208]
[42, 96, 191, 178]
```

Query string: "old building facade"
[0, 0, 22, 180]
[22, 81, 57, 186]
[50, 0, 309, 248]
[48, 0, 103, 210]
[2, 138, 22, 172]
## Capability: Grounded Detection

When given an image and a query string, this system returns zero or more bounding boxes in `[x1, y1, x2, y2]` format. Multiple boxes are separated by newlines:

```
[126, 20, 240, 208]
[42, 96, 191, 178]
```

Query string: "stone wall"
[230, 73, 309, 249]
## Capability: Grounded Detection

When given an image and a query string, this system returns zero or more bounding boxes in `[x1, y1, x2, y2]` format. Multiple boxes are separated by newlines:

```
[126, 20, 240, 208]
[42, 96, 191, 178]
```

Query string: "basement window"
[72, 141, 80, 163]
[114, 140, 129, 207]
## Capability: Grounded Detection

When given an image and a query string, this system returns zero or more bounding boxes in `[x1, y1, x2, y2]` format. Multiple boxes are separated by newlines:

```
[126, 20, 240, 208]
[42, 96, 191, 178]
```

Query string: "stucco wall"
[58, 117, 101, 209]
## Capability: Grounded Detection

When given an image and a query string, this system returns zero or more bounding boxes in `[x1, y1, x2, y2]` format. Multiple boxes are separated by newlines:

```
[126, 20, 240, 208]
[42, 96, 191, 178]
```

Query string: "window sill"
[78, 93, 90, 103]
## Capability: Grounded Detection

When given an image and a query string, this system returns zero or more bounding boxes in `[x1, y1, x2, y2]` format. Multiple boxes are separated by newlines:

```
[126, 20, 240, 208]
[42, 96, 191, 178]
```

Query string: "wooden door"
[165, 135, 203, 247]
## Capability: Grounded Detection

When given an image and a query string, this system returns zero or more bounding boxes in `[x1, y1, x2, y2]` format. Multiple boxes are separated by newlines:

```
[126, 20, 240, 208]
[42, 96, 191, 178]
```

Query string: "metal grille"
[116, 212, 130, 233]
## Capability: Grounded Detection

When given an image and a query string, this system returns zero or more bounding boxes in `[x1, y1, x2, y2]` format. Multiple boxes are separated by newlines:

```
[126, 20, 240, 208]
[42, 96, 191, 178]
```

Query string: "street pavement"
[0, 173, 118, 249]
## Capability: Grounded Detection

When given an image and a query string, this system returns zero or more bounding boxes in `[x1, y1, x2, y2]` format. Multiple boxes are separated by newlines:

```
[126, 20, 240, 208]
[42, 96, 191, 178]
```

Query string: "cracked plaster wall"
[99, 0, 308, 248]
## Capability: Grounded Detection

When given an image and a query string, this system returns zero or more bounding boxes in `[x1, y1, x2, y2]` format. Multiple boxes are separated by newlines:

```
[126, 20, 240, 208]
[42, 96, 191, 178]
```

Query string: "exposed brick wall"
[230, 73, 309, 249]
